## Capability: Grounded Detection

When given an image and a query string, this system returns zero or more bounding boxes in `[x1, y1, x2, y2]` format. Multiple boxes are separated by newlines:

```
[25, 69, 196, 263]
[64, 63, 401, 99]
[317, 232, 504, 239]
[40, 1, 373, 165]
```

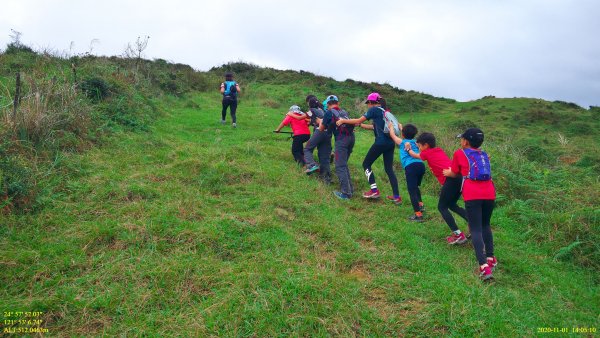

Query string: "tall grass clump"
[426, 123, 600, 271]
[0, 44, 192, 212]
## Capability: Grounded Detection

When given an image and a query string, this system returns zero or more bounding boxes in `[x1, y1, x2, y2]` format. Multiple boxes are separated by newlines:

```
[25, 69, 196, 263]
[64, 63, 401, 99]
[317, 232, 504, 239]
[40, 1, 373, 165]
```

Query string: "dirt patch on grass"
[358, 238, 378, 253]
[298, 232, 338, 271]
[347, 262, 372, 282]
[178, 205, 205, 222]
[275, 207, 295, 222]
[364, 288, 426, 323]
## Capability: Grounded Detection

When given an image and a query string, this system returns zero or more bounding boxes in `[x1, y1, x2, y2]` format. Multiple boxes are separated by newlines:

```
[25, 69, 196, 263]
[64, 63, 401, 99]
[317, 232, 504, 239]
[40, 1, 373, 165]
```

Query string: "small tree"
[9, 29, 22, 46]
[123, 36, 150, 82]
[5, 29, 34, 54]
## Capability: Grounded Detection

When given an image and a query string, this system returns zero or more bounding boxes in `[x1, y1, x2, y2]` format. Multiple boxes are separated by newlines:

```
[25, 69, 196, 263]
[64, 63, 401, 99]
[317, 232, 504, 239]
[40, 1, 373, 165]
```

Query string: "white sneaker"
[220, 120, 226, 124]
[232, 123, 237, 128]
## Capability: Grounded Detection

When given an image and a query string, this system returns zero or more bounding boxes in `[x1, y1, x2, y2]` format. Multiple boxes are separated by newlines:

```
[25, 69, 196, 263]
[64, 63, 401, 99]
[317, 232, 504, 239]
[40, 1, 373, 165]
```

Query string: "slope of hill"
[1, 53, 598, 335]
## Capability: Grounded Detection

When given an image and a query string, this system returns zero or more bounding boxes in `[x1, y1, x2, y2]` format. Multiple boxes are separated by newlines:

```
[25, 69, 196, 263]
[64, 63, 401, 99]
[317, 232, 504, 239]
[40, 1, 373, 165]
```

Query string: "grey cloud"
[1, 0, 598, 107]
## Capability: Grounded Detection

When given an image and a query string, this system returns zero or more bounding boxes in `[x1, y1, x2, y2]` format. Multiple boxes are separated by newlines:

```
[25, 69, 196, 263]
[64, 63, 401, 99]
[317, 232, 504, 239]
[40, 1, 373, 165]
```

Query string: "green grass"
[1, 88, 598, 336]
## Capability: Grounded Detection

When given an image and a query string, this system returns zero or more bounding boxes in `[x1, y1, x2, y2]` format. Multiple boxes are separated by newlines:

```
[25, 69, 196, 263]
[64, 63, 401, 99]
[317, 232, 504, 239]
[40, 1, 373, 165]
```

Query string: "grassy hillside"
[1, 52, 599, 335]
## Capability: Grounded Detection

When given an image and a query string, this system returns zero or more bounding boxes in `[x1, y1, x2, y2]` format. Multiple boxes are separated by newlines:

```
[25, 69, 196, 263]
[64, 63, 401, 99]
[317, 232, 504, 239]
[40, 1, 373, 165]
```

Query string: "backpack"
[463, 148, 492, 181]
[308, 107, 325, 127]
[223, 81, 237, 97]
[330, 108, 354, 134]
[379, 107, 400, 135]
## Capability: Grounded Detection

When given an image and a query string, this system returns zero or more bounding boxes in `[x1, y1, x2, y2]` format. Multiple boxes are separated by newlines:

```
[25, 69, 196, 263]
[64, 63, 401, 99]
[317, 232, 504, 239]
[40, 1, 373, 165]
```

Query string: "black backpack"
[330, 108, 354, 135]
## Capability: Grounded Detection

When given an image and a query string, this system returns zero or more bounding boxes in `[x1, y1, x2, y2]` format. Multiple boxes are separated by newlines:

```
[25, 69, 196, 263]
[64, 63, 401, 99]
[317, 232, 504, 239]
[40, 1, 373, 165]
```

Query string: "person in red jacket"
[443, 128, 497, 281]
[274, 105, 311, 165]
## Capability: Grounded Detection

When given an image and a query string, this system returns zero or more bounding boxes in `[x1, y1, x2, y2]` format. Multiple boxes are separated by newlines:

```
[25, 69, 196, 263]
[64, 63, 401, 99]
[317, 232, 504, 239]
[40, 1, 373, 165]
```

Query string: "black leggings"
[362, 143, 399, 196]
[292, 134, 310, 165]
[405, 162, 425, 212]
[222, 97, 237, 123]
[438, 176, 468, 232]
[466, 200, 495, 265]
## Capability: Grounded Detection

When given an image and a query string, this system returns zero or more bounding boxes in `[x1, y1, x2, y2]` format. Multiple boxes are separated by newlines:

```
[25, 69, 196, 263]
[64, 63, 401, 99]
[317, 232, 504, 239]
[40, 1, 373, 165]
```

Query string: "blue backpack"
[463, 148, 492, 181]
[223, 81, 237, 97]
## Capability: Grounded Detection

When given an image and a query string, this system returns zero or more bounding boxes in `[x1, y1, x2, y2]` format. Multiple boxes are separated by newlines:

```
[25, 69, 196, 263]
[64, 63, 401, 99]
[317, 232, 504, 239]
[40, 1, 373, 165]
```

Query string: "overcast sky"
[1, 0, 598, 108]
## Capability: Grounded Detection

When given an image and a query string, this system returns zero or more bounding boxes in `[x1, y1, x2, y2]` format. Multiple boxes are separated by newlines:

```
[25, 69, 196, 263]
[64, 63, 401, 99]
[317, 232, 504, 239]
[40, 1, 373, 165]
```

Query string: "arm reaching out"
[404, 142, 422, 159]
[337, 116, 367, 126]
[387, 122, 402, 145]
[274, 120, 286, 133]
[286, 112, 308, 121]
[443, 167, 458, 178]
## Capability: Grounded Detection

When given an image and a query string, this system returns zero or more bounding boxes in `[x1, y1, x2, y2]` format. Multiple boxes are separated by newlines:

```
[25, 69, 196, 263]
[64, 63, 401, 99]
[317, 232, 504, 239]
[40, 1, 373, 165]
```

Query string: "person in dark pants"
[336, 92, 400, 202]
[321, 95, 355, 199]
[286, 96, 332, 184]
[388, 122, 426, 221]
[402, 131, 469, 244]
[220, 72, 241, 127]
[444, 128, 497, 281]
[274, 105, 311, 165]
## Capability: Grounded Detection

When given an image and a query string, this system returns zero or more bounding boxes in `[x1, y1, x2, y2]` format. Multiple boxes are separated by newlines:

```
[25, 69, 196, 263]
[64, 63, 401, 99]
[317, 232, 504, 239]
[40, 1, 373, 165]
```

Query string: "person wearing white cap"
[274, 105, 311, 165]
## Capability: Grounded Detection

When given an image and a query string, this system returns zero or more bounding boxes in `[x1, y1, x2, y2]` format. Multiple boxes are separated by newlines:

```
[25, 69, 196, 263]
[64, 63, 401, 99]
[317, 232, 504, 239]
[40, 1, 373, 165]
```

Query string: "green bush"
[0, 144, 34, 211]
[80, 77, 110, 102]
[4, 42, 36, 55]
[447, 119, 480, 132]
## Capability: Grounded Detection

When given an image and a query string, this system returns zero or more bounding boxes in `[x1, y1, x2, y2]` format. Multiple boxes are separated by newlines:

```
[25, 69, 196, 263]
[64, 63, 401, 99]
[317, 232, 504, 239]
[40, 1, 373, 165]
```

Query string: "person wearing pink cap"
[336, 93, 400, 203]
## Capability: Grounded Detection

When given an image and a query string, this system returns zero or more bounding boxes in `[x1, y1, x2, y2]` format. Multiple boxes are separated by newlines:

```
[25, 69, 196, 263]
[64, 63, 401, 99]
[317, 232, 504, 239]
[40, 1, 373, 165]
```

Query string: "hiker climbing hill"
[220, 72, 241, 128]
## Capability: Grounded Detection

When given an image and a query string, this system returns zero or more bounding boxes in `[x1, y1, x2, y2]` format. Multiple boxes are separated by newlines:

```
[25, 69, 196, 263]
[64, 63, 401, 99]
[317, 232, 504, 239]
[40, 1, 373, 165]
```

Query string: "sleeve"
[322, 111, 332, 126]
[363, 108, 374, 120]
[411, 142, 420, 153]
[282, 116, 292, 126]
[450, 150, 463, 174]
[419, 149, 429, 162]
[220, 83, 225, 88]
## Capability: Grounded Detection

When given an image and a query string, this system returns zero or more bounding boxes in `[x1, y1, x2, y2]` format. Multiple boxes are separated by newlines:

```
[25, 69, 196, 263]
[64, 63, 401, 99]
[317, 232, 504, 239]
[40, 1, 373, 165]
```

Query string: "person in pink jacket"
[274, 105, 311, 165]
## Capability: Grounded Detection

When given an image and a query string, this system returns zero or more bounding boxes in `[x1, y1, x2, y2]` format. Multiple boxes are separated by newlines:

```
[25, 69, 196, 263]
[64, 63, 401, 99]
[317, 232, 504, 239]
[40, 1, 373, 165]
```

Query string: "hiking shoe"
[362, 190, 381, 199]
[487, 257, 498, 271]
[305, 164, 320, 175]
[220, 119, 226, 124]
[479, 264, 493, 281]
[334, 191, 350, 200]
[408, 214, 424, 222]
[419, 204, 425, 213]
[446, 232, 467, 245]
[386, 195, 402, 205]
[232, 123, 237, 128]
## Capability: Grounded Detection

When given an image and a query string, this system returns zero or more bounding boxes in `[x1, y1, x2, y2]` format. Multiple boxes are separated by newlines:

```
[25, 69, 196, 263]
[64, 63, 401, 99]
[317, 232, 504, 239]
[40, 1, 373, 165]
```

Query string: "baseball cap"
[457, 128, 484, 143]
[364, 92, 382, 104]
[324, 95, 339, 106]
[288, 105, 303, 113]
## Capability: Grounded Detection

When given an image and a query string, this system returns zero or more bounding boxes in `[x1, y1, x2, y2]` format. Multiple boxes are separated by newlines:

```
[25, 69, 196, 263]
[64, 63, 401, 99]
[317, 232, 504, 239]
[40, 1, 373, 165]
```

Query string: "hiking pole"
[273, 130, 294, 139]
